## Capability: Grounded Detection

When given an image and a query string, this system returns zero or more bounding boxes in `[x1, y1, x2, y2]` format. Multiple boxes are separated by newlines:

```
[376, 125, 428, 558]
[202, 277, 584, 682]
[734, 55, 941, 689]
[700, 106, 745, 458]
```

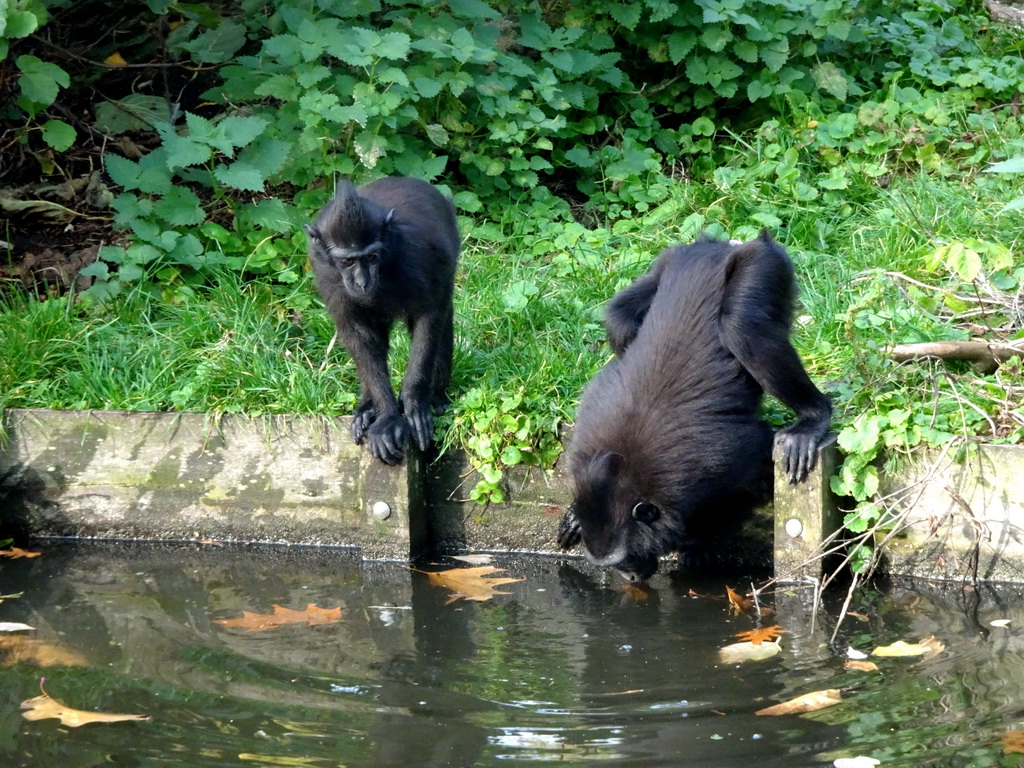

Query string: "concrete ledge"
[4, 408, 1023, 583]
[0, 409, 426, 560]
[882, 443, 1024, 582]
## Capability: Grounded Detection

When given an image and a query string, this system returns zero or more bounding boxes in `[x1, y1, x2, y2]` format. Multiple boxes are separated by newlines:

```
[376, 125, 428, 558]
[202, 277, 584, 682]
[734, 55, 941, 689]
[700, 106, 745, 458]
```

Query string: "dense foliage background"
[2, 0, 1023, 554]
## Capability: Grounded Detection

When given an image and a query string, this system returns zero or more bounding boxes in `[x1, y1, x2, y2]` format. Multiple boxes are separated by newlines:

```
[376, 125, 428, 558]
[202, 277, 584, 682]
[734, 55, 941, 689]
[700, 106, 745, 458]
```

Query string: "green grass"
[3, 95, 1023, 503]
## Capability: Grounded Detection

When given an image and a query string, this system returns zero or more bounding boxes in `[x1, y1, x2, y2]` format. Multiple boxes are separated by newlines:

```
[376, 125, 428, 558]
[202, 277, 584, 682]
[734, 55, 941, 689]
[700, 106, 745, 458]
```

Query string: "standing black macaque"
[558, 231, 832, 581]
[305, 177, 459, 465]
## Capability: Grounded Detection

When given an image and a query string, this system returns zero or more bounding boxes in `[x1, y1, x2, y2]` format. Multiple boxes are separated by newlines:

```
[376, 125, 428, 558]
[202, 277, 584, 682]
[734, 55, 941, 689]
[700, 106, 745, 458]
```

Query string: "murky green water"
[1, 543, 1024, 767]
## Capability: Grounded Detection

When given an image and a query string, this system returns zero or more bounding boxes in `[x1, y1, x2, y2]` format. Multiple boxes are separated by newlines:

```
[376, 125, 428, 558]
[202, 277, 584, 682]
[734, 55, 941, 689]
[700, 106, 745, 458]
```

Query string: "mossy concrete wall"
[882, 443, 1024, 582]
[3, 409, 1024, 583]
[0, 409, 426, 560]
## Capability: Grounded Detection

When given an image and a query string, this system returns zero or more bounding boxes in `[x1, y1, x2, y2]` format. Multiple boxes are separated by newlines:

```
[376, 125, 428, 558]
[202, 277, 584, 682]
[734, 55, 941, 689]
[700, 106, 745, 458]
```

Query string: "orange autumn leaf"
[621, 584, 650, 602]
[735, 625, 786, 645]
[213, 604, 341, 632]
[420, 566, 523, 604]
[755, 688, 843, 716]
[844, 659, 880, 672]
[21, 679, 149, 727]
[1003, 731, 1024, 755]
[104, 51, 128, 66]
[0, 547, 41, 559]
[726, 585, 753, 614]
[0, 635, 89, 667]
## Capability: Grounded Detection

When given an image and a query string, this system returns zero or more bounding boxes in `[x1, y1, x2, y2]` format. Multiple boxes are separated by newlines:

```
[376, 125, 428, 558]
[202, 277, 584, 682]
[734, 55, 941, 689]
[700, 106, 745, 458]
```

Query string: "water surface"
[1, 543, 1023, 767]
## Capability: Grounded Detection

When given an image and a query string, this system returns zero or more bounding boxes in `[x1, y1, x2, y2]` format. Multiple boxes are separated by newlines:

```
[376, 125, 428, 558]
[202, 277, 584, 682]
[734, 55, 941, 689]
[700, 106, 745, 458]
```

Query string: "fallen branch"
[891, 340, 1024, 372]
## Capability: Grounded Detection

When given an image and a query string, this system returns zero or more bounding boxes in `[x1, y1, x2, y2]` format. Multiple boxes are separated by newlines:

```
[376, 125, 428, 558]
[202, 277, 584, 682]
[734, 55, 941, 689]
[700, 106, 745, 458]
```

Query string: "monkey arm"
[604, 269, 663, 356]
[719, 240, 832, 484]
[400, 309, 449, 451]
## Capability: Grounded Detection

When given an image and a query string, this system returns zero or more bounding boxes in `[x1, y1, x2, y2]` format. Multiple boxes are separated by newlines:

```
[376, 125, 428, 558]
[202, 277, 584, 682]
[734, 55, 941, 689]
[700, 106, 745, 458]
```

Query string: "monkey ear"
[631, 501, 660, 524]
[304, 224, 321, 241]
[592, 451, 625, 478]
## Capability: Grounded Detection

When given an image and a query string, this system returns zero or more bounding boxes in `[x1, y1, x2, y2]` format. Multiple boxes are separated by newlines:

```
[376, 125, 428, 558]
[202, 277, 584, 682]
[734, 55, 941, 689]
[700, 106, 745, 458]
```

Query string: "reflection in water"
[0, 543, 1023, 767]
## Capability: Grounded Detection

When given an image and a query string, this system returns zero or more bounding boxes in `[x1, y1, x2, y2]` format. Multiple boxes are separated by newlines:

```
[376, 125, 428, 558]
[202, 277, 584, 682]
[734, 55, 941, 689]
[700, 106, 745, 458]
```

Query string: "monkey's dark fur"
[558, 232, 832, 581]
[306, 177, 459, 465]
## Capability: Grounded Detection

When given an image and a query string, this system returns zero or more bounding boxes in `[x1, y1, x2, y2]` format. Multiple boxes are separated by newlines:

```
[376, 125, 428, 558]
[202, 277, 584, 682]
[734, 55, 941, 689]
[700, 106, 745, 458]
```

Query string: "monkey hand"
[556, 507, 581, 549]
[350, 401, 377, 444]
[366, 412, 409, 466]
[773, 425, 823, 485]
[404, 399, 435, 452]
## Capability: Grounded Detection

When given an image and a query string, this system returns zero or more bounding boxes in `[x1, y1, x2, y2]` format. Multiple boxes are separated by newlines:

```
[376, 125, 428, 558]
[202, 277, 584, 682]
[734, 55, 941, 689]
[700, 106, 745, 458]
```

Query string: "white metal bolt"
[785, 518, 804, 538]
[372, 501, 392, 521]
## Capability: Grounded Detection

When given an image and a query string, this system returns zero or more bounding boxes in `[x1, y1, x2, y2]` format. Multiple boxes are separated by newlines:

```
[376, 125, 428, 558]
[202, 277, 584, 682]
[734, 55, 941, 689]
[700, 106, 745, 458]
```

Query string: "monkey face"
[561, 451, 671, 582]
[305, 225, 384, 298]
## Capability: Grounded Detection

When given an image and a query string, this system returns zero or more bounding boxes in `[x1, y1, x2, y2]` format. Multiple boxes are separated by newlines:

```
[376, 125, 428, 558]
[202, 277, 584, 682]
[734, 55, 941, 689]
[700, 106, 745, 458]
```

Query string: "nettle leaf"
[609, 3, 642, 30]
[214, 161, 266, 192]
[16, 55, 70, 109]
[413, 77, 443, 98]
[297, 65, 331, 88]
[219, 115, 269, 150]
[153, 187, 205, 227]
[760, 41, 789, 73]
[236, 138, 291, 180]
[263, 35, 303, 66]
[254, 73, 300, 101]
[40, 120, 76, 151]
[375, 31, 411, 60]
[564, 146, 594, 167]
[700, 24, 732, 53]
[667, 30, 698, 63]
[178, 20, 246, 64]
[812, 61, 847, 101]
[828, 18, 851, 40]
[105, 152, 174, 195]
[448, 0, 500, 18]
[747, 78, 774, 101]
[157, 124, 212, 170]
[733, 39, 759, 63]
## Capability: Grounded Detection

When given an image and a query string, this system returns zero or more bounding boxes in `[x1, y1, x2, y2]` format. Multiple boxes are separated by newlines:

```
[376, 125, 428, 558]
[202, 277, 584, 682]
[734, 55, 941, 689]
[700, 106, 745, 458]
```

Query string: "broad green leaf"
[93, 95, 172, 134]
[178, 21, 246, 64]
[7, 10, 42, 38]
[985, 157, 1024, 173]
[153, 187, 205, 227]
[448, 0, 500, 18]
[158, 126, 211, 170]
[40, 120, 76, 151]
[16, 55, 69, 108]
[425, 124, 450, 146]
[811, 61, 847, 101]
[375, 31, 411, 60]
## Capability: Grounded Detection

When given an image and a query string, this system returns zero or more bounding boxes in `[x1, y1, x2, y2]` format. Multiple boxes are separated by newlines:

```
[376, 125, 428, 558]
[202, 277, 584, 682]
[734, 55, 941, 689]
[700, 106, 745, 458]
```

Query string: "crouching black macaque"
[306, 177, 460, 465]
[557, 231, 832, 582]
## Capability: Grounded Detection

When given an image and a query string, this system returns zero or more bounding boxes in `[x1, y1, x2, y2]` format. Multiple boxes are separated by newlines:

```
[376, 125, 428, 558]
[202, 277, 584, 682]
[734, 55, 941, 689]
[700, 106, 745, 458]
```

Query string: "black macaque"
[557, 231, 832, 582]
[306, 177, 460, 465]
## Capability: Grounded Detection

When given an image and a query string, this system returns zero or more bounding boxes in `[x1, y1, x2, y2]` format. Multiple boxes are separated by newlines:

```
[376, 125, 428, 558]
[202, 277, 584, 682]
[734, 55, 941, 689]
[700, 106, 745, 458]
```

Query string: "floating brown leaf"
[213, 604, 342, 632]
[0, 635, 89, 667]
[726, 586, 753, 614]
[21, 679, 149, 727]
[0, 547, 41, 559]
[872, 636, 944, 659]
[735, 626, 786, 645]
[755, 688, 843, 716]
[421, 566, 523, 604]
[844, 659, 879, 672]
[1003, 730, 1024, 755]
[620, 584, 650, 602]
